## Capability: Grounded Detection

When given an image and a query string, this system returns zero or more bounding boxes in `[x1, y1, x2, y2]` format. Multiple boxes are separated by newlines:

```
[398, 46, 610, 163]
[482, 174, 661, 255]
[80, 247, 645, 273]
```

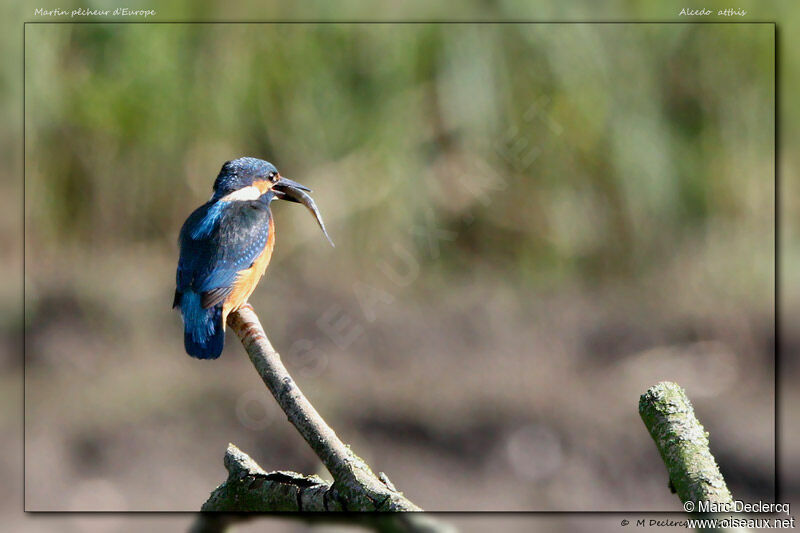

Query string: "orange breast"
[222, 216, 275, 327]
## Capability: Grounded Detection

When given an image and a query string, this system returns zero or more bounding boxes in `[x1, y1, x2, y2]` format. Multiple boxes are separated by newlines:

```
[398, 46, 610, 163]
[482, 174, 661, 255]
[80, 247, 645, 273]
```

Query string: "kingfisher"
[173, 157, 333, 359]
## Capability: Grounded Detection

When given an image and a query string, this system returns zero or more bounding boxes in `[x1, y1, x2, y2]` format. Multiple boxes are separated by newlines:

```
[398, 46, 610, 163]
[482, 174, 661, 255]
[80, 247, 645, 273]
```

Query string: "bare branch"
[195, 304, 454, 532]
[639, 381, 733, 505]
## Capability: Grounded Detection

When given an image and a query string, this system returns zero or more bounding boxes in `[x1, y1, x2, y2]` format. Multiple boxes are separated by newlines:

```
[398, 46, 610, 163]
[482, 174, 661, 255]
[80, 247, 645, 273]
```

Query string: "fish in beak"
[273, 177, 335, 247]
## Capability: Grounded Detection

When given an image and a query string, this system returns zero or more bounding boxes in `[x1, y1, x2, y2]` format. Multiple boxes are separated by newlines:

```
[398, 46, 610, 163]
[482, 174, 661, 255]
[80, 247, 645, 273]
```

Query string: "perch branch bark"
[639, 381, 733, 505]
[194, 444, 450, 533]
[195, 304, 451, 531]
[202, 443, 348, 512]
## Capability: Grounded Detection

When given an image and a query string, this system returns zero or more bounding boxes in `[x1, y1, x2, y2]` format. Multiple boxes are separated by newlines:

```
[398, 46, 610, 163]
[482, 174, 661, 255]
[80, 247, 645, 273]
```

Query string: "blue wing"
[173, 196, 273, 359]
[176, 198, 272, 303]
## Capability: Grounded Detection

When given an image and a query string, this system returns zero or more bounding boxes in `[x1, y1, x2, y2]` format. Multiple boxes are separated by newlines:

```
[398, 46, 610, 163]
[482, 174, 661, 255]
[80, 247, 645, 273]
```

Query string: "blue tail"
[180, 291, 225, 359]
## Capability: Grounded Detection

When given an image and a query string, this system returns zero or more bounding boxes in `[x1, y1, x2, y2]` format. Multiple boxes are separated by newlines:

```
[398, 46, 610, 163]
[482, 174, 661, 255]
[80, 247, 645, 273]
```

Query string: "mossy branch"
[193, 304, 452, 532]
[639, 381, 733, 505]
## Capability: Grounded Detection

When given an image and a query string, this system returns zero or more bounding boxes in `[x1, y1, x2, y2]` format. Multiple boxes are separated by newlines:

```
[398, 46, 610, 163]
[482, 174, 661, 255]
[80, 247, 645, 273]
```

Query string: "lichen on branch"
[639, 381, 733, 505]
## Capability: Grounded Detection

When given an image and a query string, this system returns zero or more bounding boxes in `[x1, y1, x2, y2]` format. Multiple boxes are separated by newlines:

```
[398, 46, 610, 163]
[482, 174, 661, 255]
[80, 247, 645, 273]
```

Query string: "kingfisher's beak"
[273, 176, 311, 193]
[273, 177, 335, 247]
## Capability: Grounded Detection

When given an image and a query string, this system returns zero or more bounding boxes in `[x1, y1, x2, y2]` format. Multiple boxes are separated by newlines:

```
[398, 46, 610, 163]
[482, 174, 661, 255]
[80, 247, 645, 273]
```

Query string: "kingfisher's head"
[211, 157, 334, 246]
[212, 157, 285, 198]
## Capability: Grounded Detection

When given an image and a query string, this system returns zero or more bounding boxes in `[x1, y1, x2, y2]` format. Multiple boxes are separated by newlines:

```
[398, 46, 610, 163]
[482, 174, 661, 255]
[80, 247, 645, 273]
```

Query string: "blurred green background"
[13, 12, 785, 527]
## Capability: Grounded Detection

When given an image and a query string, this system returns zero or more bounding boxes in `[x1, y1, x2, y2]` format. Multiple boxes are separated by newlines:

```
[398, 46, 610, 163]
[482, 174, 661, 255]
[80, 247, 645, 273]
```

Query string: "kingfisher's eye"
[268, 171, 278, 182]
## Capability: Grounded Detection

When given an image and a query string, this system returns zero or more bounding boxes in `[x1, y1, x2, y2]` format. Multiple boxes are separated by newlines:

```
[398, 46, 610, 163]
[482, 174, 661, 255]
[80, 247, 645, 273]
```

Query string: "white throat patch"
[218, 185, 263, 202]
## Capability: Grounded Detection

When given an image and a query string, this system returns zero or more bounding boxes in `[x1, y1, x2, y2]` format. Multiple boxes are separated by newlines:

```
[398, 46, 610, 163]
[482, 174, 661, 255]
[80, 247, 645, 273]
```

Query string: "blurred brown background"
[4, 1, 797, 532]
